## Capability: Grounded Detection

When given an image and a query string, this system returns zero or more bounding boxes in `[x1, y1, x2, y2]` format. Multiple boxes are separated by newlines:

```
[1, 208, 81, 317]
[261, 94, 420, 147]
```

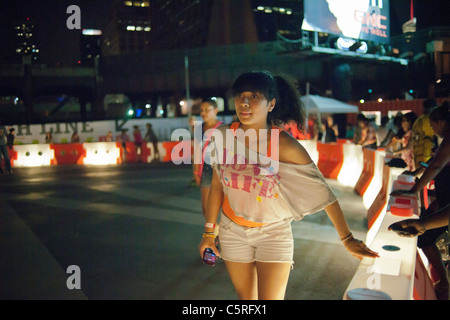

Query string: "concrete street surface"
[0, 163, 369, 300]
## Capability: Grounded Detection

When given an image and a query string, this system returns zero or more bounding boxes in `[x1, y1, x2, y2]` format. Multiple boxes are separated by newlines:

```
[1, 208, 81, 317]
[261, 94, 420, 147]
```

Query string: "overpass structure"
[0, 39, 408, 124]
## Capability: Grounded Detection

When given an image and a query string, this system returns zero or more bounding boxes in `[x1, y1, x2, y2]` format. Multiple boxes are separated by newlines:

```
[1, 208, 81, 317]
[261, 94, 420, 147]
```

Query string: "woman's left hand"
[344, 237, 380, 260]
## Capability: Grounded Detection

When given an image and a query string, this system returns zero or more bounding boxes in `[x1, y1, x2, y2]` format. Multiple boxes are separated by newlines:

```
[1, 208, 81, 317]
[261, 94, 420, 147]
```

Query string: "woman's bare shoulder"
[278, 131, 312, 165]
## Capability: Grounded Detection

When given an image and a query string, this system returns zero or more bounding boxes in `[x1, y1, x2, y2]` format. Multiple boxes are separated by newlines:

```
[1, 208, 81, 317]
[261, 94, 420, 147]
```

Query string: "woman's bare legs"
[224, 261, 258, 300]
[256, 262, 292, 300]
[224, 260, 292, 300]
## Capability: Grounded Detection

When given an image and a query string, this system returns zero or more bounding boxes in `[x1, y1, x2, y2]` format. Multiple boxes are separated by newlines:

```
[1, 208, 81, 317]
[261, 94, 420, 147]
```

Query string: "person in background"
[193, 99, 223, 218]
[413, 98, 437, 170]
[133, 125, 143, 160]
[106, 131, 114, 142]
[352, 114, 365, 144]
[376, 116, 394, 148]
[323, 114, 339, 143]
[385, 113, 407, 168]
[355, 115, 377, 149]
[45, 132, 53, 144]
[71, 131, 80, 143]
[390, 112, 418, 171]
[7, 128, 15, 150]
[308, 114, 319, 140]
[144, 123, 160, 162]
[412, 98, 437, 220]
[0, 121, 12, 174]
[120, 129, 129, 162]
[392, 112, 406, 140]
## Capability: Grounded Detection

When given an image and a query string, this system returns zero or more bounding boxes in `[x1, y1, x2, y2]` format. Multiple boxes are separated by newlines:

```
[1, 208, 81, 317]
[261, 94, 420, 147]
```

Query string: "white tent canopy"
[301, 95, 359, 114]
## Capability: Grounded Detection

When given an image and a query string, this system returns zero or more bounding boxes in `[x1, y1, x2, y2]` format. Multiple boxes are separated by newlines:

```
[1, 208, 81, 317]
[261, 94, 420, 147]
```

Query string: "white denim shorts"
[218, 214, 294, 264]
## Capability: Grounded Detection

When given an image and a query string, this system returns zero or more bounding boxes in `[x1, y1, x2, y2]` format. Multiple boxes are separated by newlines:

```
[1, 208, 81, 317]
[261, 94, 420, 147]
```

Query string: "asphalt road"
[0, 162, 369, 300]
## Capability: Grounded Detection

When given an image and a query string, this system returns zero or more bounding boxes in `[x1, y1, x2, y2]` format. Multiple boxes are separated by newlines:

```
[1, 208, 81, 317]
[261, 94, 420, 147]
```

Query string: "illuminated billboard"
[302, 0, 390, 44]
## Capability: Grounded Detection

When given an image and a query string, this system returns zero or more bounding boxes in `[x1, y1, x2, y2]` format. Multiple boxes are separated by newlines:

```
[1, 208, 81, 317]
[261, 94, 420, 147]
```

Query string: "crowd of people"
[0, 121, 162, 171]
[315, 99, 448, 180]
[389, 100, 450, 300]
[318, 98, 449, 300]
[318, 100, 450, 300]
[117, 123, 160, 163]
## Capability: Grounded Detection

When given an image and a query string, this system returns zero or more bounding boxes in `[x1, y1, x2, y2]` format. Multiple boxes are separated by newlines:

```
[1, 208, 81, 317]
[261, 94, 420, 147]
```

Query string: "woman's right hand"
[199, 237, 220, 259]
[344, 238, 380, 260]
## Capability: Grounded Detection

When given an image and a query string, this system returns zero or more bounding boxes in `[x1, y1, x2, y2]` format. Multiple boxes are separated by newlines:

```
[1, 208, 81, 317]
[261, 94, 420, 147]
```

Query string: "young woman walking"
[193, 99, 223, 217]
[198, 71, 378, 300]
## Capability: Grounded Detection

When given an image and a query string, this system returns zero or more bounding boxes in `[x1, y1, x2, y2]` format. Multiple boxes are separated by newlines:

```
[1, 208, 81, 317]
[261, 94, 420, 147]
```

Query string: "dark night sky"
[0, 0, 113, 65]
[0, 0, 448, 65]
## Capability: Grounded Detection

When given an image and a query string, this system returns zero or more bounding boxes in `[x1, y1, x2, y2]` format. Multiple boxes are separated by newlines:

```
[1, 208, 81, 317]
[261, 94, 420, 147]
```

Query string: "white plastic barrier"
[338, 142, 363, 187]
[82, 142, 121, 165]
[344, 211, 419, 300]
[344, 174, 427, 300]
[13, 144, 55, 167]
[366, 166, 405, 246]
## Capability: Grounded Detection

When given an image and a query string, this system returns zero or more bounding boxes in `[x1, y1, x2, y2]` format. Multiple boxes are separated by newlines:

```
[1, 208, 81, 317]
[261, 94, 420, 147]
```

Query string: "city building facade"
[14, 18, 40, 64]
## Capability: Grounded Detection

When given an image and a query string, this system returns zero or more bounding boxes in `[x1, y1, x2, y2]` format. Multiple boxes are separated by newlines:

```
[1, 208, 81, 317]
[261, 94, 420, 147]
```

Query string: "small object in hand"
[202, 248, 217, 266]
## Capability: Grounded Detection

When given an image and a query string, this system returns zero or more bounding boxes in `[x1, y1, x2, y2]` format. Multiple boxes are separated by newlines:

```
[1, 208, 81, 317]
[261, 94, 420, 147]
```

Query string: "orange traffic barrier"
[354, 148, 376, 196]
[390, 203, 414, 217]
[51, 144, 86, 165]
[317, 143, 344, 179]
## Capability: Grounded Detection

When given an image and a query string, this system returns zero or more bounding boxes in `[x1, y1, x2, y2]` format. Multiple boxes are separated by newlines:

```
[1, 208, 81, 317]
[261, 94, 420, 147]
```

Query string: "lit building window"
[124, 1, 133, 6]
[254, 6, 292, 15]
